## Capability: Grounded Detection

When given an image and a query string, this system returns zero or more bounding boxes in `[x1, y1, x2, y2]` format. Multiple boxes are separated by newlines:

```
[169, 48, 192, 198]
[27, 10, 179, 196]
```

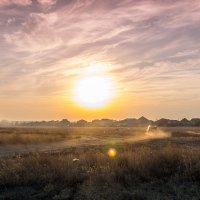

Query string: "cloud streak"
[0, 0, 32, 7]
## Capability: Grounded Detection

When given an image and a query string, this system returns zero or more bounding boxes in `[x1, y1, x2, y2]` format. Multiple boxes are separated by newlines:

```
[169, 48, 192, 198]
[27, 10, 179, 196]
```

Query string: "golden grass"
[1, 126, 199, 146]
[0, 143, 200, 199]
[0, 127, 145, 145]
[1, 127, 200, 199]
[0, 127, 70, 145]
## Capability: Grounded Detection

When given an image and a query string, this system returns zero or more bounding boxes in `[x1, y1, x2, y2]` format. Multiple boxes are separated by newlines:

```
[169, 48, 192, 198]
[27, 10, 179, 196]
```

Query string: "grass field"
[0, 127, 148, 145]
[1, 126, 199, 146]
[0, 127, 200, 199]
[0, 127, 71, 145]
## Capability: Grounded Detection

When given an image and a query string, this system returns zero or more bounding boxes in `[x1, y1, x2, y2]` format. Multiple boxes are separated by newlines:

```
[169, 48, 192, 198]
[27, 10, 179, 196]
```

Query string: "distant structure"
[3, 117, 200, 127]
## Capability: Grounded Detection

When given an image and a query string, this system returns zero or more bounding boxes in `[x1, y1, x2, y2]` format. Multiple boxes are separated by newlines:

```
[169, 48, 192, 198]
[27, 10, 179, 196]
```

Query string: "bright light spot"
[73, 63, 116, 108]
[108, 148, 117, 158]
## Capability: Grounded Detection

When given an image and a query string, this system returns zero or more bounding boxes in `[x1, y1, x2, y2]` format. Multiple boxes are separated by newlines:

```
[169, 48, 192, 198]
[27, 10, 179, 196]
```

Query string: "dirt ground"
[0, 127, 200, 157]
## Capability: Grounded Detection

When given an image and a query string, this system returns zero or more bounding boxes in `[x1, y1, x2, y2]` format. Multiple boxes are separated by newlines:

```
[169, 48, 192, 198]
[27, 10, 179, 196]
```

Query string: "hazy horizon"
[1, 0, 200, 121]
[1, 115, 199, 122]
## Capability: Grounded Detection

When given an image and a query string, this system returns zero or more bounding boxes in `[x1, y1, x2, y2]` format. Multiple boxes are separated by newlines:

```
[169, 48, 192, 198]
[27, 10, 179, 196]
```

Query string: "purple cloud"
[0, 0, 32, 7]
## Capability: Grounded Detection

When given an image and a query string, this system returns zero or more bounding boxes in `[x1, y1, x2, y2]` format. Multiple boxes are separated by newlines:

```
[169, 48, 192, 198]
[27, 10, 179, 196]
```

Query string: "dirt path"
[1, 127, 200, 158]
[0, 132, 171, 158]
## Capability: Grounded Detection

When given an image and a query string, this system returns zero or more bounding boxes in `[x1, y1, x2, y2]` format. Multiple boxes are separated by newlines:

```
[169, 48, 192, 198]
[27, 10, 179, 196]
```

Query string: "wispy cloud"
[0, 0, 32, 7]
[4, 12, 61, 52]
[37, 0, 57, 6]
[0, 0, 200, 119]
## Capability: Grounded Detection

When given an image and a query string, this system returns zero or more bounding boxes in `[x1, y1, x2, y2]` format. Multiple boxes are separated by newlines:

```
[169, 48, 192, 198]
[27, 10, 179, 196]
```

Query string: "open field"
[0, 127, 71, 145]
[0, 127, 200, 199]
[0, 126, 200, 157]
[0, 127, 150, 145]
[1, 126, 199, 143]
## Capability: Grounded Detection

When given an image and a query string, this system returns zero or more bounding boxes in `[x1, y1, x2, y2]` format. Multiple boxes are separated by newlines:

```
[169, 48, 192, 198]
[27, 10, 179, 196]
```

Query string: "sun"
[73, 64, 116, 108]
[74, 76, 115, 108]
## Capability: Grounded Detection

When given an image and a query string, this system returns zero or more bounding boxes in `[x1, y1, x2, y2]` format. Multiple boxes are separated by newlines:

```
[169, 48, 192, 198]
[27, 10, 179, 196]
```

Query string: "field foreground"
[0, 127, 200, 199]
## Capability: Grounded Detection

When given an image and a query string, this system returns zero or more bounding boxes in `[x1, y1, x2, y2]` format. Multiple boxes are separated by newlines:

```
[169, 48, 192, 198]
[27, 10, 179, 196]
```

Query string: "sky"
[0, 0, 200, 121]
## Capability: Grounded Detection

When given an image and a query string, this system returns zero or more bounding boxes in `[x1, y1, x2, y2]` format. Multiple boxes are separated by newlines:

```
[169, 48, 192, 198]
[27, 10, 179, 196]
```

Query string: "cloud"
[4, 12, 62, 52]
[1, 0, 200, 118]
[0, 0, 32, 7]
[7, 17, 16, 25]
[37, 0, 57, 7]
[169, 49, 199, 58]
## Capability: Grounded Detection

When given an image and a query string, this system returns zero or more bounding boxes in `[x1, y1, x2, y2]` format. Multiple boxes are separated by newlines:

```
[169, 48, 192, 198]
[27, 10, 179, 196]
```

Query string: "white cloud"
[4, 12, 62, 52]
[170, 49, 199, 58]
[0, 0, 32, 7]
[37, 0, 56, 6]
[7, 17, 16, 25]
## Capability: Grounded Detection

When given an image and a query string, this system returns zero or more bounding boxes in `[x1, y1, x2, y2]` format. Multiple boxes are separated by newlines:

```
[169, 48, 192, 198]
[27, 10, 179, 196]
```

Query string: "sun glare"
[73, 64, 116, 108]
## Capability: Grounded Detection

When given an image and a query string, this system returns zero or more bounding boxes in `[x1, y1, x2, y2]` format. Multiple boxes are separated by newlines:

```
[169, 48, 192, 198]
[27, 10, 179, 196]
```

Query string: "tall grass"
[0, 127, 145, 145]
[0, 144, 200, 199]
[0, 127, 70, 145]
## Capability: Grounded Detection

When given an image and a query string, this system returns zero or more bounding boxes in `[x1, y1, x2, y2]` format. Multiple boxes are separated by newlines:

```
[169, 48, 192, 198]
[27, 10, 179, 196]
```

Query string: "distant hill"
[2, 117, 200, 127]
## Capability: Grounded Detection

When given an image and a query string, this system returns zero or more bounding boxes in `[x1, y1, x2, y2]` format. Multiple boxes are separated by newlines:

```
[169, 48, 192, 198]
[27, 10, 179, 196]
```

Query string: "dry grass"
[0, 127, 70, 145]
[1, 127, 200, 199]
[0, 127, 145, 145]
[0, 143, 200, 200]
[1, 126, 199, 146]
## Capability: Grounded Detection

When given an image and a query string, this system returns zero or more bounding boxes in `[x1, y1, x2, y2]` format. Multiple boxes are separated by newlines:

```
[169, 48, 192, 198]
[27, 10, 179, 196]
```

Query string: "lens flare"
[108, 148, 117, 158]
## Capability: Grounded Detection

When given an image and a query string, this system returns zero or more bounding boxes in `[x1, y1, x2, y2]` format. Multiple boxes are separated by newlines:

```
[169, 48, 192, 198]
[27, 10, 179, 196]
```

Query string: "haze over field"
[0, 0, 200, 121]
